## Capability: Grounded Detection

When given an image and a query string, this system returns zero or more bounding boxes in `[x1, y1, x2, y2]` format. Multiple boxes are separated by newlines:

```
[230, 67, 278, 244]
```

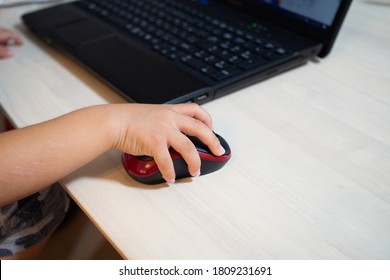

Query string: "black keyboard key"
[204, 55, 218, 64]
[178, 42, 196, 52]
[217, 50, 234, 62]
[238, 57, 267, 70]
[200, 66, 217, 75]
[262, 51, 278, 60]
[240, 50, 254, 60]
[194, 50, 207, 59]
[264, 42, 275, 49]
[228, 55, 242, 65]
[214, 60, 228, 69]
[232, 37, 246, 45]
[230, 45, 242, 53]
[275, 47, 287, 55]
[210, 66, 241, 81]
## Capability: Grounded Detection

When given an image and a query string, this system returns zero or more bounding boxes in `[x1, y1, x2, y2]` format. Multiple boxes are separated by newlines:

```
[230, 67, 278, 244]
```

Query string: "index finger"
[169, 103, 214, 130]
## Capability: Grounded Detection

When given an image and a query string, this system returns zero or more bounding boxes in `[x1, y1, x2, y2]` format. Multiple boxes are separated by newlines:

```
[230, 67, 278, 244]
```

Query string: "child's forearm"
[0, 105, 115, 205]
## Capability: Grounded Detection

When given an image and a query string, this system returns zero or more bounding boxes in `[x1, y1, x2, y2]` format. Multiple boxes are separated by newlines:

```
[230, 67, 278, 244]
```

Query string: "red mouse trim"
[122, 153, 159, 178]
[198, 151, 231, 162]
[122, 149, 231, 178]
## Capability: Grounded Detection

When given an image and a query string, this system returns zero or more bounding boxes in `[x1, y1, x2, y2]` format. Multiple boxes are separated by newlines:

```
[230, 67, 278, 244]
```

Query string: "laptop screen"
[217, 0, 351, 57]
[257, 0, 342, 30]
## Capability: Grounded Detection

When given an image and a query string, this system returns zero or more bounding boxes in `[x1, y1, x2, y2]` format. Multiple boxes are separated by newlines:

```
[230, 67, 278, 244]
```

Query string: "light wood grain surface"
[1, 0, 389, 259]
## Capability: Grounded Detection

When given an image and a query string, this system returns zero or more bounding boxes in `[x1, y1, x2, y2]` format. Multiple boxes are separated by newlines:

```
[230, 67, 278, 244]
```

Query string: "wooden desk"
[1, 0, 390, 259]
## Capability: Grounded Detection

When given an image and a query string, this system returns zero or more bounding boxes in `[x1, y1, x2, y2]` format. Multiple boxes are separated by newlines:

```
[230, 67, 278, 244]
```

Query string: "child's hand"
[0, 27, 23, 58]
[110, 103, 226, 183]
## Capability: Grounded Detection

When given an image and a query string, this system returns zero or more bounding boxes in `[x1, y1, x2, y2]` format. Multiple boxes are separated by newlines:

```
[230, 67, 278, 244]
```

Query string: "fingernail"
[193, 169, 201, 177]
[218, 145, 225, 155]
[165, 178, 175, 184]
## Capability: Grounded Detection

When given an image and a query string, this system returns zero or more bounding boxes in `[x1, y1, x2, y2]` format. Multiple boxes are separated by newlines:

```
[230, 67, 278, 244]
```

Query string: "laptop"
[22, 0, 352, 104]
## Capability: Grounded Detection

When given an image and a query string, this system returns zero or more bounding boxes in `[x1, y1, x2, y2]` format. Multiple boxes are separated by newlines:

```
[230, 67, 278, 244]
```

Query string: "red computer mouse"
[121, 133, 231, 184]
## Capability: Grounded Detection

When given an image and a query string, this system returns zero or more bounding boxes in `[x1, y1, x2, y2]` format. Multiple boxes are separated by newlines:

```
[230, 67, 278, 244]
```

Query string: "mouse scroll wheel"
[135, 155, 154, 161]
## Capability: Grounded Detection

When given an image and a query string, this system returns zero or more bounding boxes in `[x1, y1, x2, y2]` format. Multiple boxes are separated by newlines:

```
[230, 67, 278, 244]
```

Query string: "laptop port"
[195, 93, 209, 101]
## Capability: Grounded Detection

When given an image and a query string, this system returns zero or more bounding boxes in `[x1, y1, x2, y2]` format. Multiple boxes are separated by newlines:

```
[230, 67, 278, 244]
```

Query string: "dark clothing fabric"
[0, 183, 69, 257]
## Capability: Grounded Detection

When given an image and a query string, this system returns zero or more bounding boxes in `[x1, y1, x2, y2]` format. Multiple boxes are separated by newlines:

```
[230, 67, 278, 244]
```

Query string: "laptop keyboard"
[76, 0, 289, 82]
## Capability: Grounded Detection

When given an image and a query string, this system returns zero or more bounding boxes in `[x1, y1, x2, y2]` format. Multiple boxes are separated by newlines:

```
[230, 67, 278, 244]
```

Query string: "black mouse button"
[188, 134, 231, 156]
[173, 157, 191, 180]
[187, 135, 211, 154]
